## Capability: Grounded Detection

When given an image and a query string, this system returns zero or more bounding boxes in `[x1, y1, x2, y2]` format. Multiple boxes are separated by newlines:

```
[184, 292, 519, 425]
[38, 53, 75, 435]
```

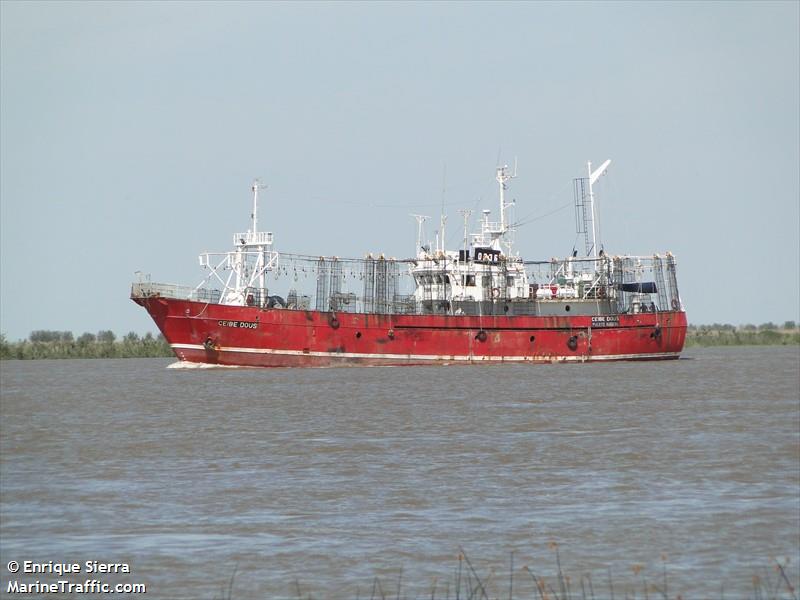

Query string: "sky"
[1, 1, 798, 340]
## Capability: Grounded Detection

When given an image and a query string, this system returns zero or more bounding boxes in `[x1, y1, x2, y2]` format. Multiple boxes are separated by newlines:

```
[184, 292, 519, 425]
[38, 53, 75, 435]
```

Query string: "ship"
[131, 159, 687, 367]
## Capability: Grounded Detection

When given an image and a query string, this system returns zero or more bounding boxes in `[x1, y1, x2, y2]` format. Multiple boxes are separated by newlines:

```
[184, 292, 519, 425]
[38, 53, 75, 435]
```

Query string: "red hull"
[134, 297, 687, 367]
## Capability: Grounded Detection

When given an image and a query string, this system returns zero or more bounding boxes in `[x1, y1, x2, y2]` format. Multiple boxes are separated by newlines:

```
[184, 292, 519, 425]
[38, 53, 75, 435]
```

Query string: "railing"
[131, 281, 220, 303]
[233, 231, 273, 246]
[132, 252, 681, 315]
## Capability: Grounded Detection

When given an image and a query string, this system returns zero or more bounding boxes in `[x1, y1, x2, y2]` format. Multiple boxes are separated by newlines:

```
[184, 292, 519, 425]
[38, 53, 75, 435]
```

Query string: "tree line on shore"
[0, 330, 173, 360]
[1, 322, 798, 359]
[685, 321, 799, 347]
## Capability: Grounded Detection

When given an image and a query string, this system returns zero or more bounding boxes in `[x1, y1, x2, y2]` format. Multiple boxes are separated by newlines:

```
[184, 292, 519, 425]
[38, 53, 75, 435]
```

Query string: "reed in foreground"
[211, 546, 798, 600]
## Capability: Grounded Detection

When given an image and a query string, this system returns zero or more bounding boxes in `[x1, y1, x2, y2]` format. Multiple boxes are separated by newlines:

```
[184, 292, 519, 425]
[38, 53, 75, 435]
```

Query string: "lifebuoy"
[491, 287, 500, 299]
[328, 314, 340, 329]
[475, 330, 487, 342]
[387, 329, 395, 340]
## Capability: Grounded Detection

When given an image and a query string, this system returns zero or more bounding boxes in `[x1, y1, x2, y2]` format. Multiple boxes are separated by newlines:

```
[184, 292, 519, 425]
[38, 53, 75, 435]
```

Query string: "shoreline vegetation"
[0, 323, 798, 360]
[0, 330, 173, 360]
[685, 322, 799, 347]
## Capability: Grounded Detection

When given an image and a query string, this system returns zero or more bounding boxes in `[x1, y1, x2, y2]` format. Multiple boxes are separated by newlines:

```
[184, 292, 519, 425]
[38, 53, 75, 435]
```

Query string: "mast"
[440, 162, 447, 254]
[250, 179, 267, 291]
[438, 214, 447, 254]
[198, 178, 279, 305]
[252, 180, 259, 234]
[495, 160, 517, 254]
[587, 159, 611, 258]
[496, 163, 515, 234]
[459, 209, 472, 256]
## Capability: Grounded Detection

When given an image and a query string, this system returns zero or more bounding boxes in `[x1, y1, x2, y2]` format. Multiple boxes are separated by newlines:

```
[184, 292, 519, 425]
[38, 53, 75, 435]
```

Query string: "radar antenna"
[410, 214, 430, 257]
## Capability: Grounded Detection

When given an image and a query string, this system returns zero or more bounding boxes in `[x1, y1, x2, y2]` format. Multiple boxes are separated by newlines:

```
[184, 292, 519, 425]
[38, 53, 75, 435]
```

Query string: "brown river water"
[1, 346, 798, 599]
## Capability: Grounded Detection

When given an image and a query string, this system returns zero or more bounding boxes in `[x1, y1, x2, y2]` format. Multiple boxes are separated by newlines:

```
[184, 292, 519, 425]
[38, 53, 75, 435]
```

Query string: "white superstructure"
[410, 165, 528, 309]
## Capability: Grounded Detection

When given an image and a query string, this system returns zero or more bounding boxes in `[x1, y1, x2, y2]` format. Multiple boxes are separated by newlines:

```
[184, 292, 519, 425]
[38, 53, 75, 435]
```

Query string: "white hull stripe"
[171, 343, 679, 362]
